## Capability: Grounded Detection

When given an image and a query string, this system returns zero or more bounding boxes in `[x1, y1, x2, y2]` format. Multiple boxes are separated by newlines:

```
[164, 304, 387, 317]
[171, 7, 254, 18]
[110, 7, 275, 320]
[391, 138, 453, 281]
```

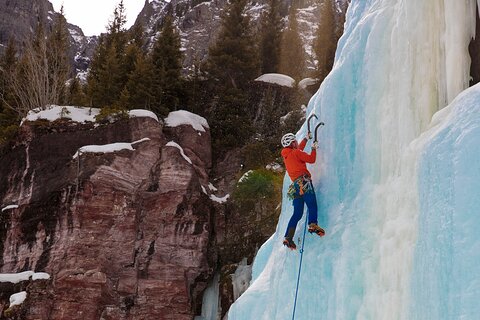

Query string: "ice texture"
[228, 0, 479, 319]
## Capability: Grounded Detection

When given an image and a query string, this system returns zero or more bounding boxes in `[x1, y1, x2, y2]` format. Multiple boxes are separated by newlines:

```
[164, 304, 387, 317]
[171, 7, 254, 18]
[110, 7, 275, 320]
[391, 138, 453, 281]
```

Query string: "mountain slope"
[0, 0, 97, 73]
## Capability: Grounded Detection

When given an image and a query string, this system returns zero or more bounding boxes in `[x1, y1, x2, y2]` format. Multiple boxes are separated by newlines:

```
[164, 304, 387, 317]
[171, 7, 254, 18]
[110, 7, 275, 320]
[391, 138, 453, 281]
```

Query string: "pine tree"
[207, 0, 259, 90]
[150, 15, 183, 115]
[259, 0, 283, 74]
[87, 1, 129, 108]
[313, 0, 336, 83]
[279, 3, 305, 81]
[66, 77, 87, 106]
[120, 54, 155, 109]
[206, 0, 260, 153]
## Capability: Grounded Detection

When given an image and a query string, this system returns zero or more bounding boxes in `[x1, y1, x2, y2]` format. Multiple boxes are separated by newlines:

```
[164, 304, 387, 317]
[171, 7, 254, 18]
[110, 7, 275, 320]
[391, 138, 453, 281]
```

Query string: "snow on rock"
[165, 110, 209, 132]
[1, 205, 18, 212]
[238, 170, 253, 184]
[128, 109, 159, 122]
[210, 194, 230, 203]
[166, 141, 193, 164]
[0, 271, 50, 284]
[208, 183, 218, 191]
[298, 77, 318, 90]
[255, 73, 295, 88]
[23, 106, 100, 124]
[265, 163, 283, 172]
[73, 138, 150, 159]
[32, 273, 51, 281]
[23, 106, 160, 125]
[9, 291, 27, 307]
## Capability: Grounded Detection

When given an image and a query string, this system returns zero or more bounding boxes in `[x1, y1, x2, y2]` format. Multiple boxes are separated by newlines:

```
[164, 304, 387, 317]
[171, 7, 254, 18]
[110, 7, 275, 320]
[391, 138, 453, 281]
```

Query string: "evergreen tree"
[150, 15, 183, 115]
[119, 54, 155, 109]
[207, 0, 259, 90]
[66, 77, 87, 106]
[122, 22, 146, 88]
[87, 1, 129, 108]
[206, 0, 259, 153]
[313, 0, 336, 83]
[279, 3, 305, 81]
[259, 0, 283, 74]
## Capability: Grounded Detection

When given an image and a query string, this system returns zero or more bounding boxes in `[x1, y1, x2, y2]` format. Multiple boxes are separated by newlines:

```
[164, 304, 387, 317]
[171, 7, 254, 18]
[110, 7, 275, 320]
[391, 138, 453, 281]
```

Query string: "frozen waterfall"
[228, 0, 480, 319]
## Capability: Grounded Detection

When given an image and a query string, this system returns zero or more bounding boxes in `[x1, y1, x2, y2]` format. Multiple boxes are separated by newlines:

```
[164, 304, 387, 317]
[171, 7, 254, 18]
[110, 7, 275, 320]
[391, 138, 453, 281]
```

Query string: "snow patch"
[238, 170, 253, 184]
[0, 271, 50, 284]
[166, 141, 193, 164]
[165, 110, 209, 132]
[1, 205, 18, 212]
[210, 194, 230, 203]
[22, 106, 100, 124]
[208, 183, 218, 191]
[73, 138, 150, 159]
[9, 291, 27, 307]
[298, 78, 318, 90]
[255, 73, 295, 88]
[23, 106, 160, 125]
[128, 109, 159, 122]
[266, 163, 283, 172]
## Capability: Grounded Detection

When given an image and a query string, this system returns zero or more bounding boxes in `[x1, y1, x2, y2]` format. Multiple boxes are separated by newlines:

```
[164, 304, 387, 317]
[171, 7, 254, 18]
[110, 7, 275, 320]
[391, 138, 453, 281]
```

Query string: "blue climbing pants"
[284, 176, 318, 238]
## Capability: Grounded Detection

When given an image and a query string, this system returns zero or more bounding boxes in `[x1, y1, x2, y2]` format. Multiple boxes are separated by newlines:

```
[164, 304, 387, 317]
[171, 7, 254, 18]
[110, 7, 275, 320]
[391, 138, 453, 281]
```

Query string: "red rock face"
[0, 117, 216, 319]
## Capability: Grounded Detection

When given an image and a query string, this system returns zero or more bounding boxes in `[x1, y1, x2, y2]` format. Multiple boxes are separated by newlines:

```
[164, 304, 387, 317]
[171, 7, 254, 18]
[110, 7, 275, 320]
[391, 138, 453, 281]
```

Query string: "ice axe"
[307, 114, 318, 139]
[314, 121, 325, 143]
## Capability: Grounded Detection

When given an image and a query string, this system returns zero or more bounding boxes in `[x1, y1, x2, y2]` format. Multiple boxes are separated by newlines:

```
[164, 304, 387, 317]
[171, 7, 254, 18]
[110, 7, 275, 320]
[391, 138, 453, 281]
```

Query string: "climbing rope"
[291, 215, 308, 320]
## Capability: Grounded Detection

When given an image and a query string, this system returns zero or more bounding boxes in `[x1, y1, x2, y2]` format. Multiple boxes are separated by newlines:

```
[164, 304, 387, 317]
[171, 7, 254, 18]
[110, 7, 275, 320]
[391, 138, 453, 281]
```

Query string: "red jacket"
[281, 138, 316, 181]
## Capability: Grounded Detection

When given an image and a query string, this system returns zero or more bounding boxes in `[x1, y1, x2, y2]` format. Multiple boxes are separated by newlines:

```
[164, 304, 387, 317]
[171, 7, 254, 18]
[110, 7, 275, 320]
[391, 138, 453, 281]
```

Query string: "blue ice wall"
[228, 0, 478, 318]
[412, 85, 480, 320]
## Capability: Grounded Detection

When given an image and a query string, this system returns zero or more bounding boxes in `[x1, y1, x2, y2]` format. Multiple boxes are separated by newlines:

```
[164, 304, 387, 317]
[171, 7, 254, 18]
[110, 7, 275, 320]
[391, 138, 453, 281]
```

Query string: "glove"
[307, 132, 312, 140]
[312, 141, 319, 149]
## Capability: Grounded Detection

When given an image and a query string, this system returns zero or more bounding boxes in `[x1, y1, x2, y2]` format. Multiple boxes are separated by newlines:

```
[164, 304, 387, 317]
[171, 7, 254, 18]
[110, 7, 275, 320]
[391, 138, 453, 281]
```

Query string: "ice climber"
[281, 133, 325, 250]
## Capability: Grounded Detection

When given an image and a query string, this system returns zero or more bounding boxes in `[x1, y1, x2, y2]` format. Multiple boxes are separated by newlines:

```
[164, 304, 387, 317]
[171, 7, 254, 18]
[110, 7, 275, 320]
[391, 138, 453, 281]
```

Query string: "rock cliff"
[135, 0, 349, 73]
[0, 0, 97, 74]
[0, 112, 217, 319]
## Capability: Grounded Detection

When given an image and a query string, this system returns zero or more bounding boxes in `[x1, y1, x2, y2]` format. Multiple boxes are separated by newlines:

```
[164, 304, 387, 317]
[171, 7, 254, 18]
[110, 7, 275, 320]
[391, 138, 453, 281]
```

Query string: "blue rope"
[291, 215, 308, 320]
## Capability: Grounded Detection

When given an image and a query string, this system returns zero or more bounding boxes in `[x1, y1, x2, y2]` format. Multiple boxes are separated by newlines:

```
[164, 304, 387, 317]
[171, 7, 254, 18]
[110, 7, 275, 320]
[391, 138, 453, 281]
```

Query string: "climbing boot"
[283, 237, 297, 250]
[308, 223, 326, 237]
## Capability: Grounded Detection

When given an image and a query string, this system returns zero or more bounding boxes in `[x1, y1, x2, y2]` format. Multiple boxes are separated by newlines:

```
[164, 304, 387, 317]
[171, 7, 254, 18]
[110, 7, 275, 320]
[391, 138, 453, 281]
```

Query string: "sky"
[49, 0, 147, 36]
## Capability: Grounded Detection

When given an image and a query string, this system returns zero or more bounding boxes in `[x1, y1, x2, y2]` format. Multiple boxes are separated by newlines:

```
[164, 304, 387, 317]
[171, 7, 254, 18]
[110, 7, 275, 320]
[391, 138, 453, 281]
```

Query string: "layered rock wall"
[0, 115, 216, 319]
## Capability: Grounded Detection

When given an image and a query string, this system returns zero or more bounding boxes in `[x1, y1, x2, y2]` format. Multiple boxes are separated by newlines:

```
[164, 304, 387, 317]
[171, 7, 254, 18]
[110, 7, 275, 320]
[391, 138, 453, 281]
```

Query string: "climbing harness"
[287, 175, 314, 200]
[291, 215, 308, 320]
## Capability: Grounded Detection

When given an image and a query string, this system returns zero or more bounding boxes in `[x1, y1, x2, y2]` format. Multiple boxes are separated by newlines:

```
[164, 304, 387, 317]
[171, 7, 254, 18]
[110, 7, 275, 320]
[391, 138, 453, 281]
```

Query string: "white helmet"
[281, 133, 296, 147]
